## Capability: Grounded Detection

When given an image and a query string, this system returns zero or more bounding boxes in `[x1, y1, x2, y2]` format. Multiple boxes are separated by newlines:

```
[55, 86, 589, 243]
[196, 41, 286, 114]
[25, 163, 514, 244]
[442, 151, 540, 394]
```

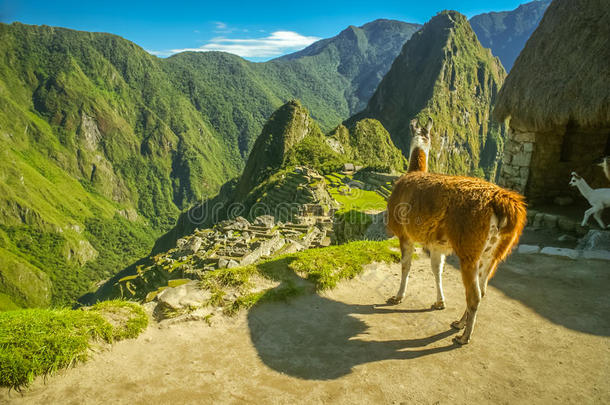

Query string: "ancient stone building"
[493, 0, 610, 204]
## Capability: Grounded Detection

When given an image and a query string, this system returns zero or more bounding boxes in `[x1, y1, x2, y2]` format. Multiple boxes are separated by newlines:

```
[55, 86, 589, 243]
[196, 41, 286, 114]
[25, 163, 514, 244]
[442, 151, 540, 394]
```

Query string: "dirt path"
[3, 254, 609, 404]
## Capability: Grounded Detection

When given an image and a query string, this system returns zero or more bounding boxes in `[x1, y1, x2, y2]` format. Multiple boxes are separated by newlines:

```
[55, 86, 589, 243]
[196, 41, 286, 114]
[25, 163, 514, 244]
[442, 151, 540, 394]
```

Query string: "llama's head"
[569, 172, 582, 186]
[409, 117, 433, 158]
[596, 156, 610, 168]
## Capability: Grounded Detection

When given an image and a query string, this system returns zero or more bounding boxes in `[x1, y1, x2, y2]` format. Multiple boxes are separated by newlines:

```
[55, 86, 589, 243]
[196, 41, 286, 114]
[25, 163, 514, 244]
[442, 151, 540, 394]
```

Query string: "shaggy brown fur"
[388, 172, 526, 263]
[387, 164, 526, 344]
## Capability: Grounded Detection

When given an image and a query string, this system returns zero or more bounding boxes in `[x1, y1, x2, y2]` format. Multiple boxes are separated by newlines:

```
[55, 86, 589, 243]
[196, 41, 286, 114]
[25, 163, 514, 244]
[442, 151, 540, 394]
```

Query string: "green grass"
[0, 300, 147, 389]
[325, 173, 387, 212]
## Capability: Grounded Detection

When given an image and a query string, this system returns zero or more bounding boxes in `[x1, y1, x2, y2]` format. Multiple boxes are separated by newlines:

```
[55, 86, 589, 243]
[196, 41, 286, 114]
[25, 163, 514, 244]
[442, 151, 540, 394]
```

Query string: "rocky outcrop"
[113, 213, 333, 302]
[234, 101, 322, 200]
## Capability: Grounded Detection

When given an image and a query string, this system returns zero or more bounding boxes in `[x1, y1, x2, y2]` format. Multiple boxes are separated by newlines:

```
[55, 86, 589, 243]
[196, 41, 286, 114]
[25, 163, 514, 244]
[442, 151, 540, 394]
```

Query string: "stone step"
[282, 224, 310, 231]
[249, 225, 271, 232]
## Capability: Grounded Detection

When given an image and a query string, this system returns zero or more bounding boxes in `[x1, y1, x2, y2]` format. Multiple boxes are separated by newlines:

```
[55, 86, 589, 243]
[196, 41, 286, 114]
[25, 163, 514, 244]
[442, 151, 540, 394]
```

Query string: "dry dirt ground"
[2, 253, 609, 404]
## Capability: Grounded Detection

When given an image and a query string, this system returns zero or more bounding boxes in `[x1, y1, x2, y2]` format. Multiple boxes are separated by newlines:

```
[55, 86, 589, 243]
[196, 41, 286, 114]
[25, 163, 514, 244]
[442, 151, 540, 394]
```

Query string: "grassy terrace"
[0, 300, 148, 390]
[202, 239, 400, 316]
[324, 173, 387, 213]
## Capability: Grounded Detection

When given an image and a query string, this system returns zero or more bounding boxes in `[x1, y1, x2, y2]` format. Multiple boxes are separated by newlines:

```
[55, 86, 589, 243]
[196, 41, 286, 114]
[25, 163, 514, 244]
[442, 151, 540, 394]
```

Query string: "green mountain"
[0, 20, 418, 309]
[233, 100, 325, 200]
[470, 0, 552, 71]
[350, 10, 506, 177]
[0, 23, 246, 309]
[162, 19, 420, 157]
[279, 19, 422, 113]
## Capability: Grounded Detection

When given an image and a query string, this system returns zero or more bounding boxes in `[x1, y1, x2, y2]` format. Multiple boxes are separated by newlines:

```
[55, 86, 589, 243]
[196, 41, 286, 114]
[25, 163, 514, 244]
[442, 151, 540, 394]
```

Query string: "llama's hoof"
[451, 320, 465, 330]
[387, 296, 403, 305]
[431, 301, 446, 310]
[453, 334, 470, 345]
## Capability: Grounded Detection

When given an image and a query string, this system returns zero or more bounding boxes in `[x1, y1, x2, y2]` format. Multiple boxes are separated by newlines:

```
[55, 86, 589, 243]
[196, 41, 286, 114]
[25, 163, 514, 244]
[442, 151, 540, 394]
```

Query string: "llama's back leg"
[387, 236, 414, 305]
[454, 261, 481, 345]
[430, 249, 446, 310]
[478, 214, 503, 297]
[479, 259, 499, 298]
[592, 207, 607, 229]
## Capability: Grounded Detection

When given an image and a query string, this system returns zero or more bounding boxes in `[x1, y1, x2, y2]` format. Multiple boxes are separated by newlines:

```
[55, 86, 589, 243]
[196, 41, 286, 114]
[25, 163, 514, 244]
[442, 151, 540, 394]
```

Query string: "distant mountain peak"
[350, 10, 506, 177]
[470, 0, 552, 71]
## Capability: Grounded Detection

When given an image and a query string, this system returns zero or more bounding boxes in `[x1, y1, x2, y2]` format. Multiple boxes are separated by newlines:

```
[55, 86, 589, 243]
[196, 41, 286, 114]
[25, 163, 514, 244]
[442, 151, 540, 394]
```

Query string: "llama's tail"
[490, 189, 527, 266]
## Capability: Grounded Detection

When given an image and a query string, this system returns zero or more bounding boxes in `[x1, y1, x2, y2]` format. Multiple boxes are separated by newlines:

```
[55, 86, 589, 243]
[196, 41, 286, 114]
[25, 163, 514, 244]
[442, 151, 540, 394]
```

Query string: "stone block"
[157, 281, 211, 312]
[522, 142, 535, 153]
[512, 131, 536, 143]
[253, 215, 275, 228]
[557, 218, 576, 232]
[517, 245, 540, 254]
[533, 213, 544, 228]
[543, 214, 558, 228]
[540, 247, 580, 259]
[511, 151, 533, 167]
[519, 166, 530, 178]
[502, 164, 519, 177]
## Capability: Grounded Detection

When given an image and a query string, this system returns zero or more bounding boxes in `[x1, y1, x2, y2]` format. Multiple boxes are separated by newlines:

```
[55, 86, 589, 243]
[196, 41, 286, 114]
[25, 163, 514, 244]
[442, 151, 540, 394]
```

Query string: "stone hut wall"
[499, 126, 610, 204]
[498, 129, 535, 194]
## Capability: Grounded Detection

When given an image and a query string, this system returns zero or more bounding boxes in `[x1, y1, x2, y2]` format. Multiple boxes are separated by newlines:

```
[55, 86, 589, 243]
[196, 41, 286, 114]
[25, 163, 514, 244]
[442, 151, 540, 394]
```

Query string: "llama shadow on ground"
[247, 288, 459, 380]
[491, 253, 610, 337]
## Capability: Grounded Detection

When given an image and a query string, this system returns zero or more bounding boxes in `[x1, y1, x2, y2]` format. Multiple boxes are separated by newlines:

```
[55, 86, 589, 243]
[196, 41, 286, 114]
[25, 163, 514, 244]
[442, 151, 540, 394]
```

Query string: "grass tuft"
[0, 300, 148, 390]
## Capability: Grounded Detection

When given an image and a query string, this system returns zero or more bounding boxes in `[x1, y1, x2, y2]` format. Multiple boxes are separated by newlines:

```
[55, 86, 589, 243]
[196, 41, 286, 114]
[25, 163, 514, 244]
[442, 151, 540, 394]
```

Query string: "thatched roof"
[493, 0, 610, 132]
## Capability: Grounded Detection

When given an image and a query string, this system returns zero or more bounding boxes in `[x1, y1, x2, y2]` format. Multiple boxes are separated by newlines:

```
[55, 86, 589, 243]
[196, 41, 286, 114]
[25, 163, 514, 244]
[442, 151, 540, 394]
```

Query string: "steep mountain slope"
[350, 11, 506, 177]
[0, 23, 242, 307]
[278, 19, 422, 113]
[233, 100, 325, 200]
[0, 20, 420, 308]
[470, 0, 551, 71]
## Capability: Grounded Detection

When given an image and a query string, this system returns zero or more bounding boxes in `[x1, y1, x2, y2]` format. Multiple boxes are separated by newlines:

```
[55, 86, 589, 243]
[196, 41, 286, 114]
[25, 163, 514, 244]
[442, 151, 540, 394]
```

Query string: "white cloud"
[168, 31, 320, 58]
[146, 49, 174, 57]
[215, 22, 227, 30]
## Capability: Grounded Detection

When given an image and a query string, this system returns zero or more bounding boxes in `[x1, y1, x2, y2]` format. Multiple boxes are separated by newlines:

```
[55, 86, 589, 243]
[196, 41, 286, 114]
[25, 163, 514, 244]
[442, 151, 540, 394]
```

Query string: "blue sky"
[1, 0, 531, 60]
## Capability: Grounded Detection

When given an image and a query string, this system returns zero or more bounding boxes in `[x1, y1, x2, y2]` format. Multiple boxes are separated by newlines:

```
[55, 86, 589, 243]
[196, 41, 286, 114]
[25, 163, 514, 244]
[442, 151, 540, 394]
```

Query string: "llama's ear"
[410, 118, 419, 133]
[425, 117, 433, 132]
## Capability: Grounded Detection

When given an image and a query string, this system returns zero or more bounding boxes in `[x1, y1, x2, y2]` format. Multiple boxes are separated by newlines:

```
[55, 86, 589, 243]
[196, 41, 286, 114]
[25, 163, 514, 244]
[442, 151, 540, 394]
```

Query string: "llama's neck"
[576, 179, 594, 201]
[408, 147, 428, 172]
[603, 164, 610, 182]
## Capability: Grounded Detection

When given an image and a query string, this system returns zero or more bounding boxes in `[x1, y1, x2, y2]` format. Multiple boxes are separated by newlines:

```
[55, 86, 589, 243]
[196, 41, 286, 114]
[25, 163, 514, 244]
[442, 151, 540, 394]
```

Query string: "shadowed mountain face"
[470, 0, 552, 71]
[350, 11, 506, 177]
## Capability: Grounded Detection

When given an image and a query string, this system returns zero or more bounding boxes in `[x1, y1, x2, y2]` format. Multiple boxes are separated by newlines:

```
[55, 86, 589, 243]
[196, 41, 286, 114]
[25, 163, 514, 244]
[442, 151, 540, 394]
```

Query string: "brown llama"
[386, 118, 527, 344]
